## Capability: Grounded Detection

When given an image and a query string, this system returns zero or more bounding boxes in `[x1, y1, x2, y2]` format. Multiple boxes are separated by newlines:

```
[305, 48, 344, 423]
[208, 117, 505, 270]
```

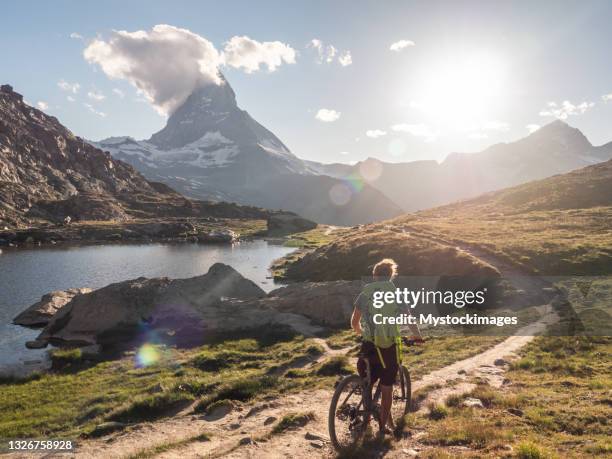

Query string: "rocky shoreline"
[14, 263, 361, 353]
[0, 213, 317, 248]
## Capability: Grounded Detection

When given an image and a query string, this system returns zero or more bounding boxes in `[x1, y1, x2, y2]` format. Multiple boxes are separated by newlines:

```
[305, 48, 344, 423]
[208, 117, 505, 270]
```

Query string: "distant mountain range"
[0, 84, 270, 228]
[312, 120, 612, 212]
[96, 75, 612, 222]
[94, 75, 402, 226]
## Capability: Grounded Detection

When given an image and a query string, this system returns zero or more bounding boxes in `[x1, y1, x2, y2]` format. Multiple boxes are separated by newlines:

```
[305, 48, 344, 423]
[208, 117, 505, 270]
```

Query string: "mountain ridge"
[96, 76, 403, 226]
[0, 84, 273, 228]
[312, 120, 612, 211]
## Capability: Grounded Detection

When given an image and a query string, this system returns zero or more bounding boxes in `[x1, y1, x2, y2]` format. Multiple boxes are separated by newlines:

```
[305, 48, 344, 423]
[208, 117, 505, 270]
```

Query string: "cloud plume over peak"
[84, 25, 222, 115]
[83, 25, 295, 115]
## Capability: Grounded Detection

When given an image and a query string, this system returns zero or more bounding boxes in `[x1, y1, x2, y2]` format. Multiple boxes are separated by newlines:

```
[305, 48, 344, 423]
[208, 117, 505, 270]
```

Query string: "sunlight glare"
[410, 52, 507, 129]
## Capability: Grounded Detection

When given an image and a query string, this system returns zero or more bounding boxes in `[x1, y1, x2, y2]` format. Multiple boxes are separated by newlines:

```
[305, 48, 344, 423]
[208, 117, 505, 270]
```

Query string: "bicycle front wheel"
[328, 374, 370, 451]
[390, 366, 411, 425]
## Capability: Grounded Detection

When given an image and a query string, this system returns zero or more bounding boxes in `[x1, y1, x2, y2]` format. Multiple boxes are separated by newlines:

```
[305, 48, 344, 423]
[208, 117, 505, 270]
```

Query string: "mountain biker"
[350, 258, 423, 437]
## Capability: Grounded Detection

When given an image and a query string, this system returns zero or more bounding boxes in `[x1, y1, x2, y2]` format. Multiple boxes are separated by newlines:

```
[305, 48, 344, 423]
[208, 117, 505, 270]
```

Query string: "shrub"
[50, 348, 83, 370]
[316, 356, 352, 376]
[516, 441, 549, 459]
[445, 394, 462, 407]
[272, 412, 315, 434]
[194, 376, 279, 413]
[108, 391, 194, 423]
[428, 403, 448, 420]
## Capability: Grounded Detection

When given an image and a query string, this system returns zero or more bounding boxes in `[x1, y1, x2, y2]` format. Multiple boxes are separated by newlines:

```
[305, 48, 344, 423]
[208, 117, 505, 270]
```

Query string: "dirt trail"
[67, 304, 556, 459]
[12, 234, 559, 459]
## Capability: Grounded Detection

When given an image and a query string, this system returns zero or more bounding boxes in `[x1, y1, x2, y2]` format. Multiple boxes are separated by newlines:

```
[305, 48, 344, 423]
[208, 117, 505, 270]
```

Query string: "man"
[351, 258, 422, 437]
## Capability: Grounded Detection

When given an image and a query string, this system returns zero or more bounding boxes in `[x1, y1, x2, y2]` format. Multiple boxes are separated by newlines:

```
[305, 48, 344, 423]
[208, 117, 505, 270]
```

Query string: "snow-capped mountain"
[95, 76, 402, 225]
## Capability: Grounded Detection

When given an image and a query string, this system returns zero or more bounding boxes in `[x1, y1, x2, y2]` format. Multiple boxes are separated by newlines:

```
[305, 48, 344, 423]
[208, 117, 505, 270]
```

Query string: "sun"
[410, 52, 507, 129]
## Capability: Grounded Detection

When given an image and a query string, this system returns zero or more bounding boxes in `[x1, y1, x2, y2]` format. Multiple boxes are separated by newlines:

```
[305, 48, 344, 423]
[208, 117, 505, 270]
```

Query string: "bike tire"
[328, 374, 369, 451]
[391, 365, 411, 423]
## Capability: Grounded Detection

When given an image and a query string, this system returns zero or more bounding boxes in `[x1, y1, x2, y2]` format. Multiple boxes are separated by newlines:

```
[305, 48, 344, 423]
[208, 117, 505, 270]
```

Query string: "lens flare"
[358, 160, 383, 182]
[329, 183, 352, 206]
[136, 343, 161, 367]
[344, 173, 365, 192]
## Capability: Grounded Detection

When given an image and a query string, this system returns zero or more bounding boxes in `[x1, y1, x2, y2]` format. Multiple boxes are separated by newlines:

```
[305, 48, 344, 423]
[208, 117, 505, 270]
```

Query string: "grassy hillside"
[284, 159, 612, 279]
[406, 336, 611, 457]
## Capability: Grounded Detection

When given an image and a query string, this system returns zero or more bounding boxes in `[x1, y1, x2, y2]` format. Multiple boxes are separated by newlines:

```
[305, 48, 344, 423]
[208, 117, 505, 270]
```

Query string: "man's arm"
[351, 306, 362, 334]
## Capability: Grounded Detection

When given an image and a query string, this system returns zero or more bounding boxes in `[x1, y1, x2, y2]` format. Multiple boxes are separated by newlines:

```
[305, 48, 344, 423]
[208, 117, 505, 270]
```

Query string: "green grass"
[412, 336, 611, 457]
[107, 391, 194, 423]
[316, 356, 352, 376]
[0, 335, 322, 439]
[427, 403, 448, 420]
[515, 441, 550, 459]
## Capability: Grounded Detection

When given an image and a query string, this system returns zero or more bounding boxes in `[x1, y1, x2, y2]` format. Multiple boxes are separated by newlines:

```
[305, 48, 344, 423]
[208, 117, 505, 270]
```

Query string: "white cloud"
[112, 88, 125, 98]
[83, 24, 223, 115]
[84, 25, 295, 115]
[366, 129, 387, 138]
[539, 100, 595, 120]
[84, 103, 106, 118]
[57, 79, 80, 93]
[66, 96, 75, 102]
[338, 51, 352, 67]
[315, 108, 341, 122]
[391, 123, 436, 142]
[308, 39, 351, 66]
[526, 124, 541, 134]
[222, 36, 296, 73]
[339, 151, 350, 155]
[36, 101, 49, 110]
[70, 32, 83, 40]
[389, 40, 415, 52]
[602, 93, 612, 103]
[87, 90, 106, 101]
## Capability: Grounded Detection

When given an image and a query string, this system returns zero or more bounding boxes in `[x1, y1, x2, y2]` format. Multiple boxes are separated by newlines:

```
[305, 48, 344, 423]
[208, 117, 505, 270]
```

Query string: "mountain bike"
[328, 339, 418, 451]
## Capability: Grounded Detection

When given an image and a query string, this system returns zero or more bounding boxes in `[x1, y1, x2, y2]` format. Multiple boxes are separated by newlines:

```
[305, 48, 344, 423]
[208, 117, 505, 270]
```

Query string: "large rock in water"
[34, 263, 321, 348]
[13, 288, 92, 327]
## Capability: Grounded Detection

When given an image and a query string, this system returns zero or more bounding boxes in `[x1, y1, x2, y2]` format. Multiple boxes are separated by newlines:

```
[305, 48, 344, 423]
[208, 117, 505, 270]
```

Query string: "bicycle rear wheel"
[390, 366, 411, 426]
[328, 375, 370, 451]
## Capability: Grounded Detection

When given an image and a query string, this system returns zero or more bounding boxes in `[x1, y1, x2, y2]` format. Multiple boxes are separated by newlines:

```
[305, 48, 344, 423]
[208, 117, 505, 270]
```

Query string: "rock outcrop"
[267, 213, 317, 236]
[262, 281, 363, 327]
[13, 288, 92, 327]
[31, 263, 327, 349]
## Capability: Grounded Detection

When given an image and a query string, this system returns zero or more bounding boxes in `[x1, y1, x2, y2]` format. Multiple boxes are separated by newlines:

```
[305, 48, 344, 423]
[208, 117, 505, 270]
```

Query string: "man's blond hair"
[372, 258, 397, 279]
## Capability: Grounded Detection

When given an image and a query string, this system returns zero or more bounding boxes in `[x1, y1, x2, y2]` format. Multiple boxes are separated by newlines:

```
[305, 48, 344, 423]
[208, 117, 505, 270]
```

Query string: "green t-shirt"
[355, 280, 400, 348]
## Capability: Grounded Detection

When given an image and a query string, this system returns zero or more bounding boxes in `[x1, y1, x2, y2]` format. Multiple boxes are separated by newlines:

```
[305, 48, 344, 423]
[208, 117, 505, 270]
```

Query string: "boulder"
[267, 213, 317, 235]
[262, 281, 363, 327]
[462, 397, 485, 409]
[13, 288, 92, 327]
[197, 229, 237, 243]
[34, 263, 322, 349]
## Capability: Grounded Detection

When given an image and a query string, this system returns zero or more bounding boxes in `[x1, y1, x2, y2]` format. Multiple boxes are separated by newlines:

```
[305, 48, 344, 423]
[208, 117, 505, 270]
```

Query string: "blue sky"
[2, 0, 611, 163]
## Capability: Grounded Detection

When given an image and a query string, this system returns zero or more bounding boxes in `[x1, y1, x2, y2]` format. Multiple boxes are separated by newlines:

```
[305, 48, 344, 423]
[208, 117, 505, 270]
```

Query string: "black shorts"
[357, 341, 399, 386]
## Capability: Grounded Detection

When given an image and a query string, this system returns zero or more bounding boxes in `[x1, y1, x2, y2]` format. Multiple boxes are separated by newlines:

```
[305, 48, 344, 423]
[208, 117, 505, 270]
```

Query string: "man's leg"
[379, 384, 393, 433]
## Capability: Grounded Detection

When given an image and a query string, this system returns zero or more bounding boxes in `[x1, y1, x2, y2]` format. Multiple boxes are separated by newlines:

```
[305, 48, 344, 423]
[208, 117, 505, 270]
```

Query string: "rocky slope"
[314, 120, 612, 211]
[95, 76, 402, 226]
[0, 84, 276, 229]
